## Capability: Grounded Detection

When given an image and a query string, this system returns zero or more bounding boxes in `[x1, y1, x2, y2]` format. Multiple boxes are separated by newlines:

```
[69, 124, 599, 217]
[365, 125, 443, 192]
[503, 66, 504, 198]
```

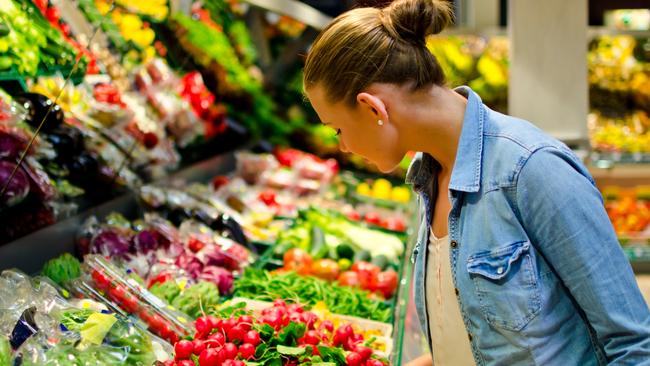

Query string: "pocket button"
[450, 240, 458, 248]
[496, 267, 504, 275]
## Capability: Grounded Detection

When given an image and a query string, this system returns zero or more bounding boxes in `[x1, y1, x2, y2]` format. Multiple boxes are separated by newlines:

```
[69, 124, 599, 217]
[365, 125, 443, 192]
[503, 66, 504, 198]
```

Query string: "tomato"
[198, 348, 219, 366]
[310, 259, 340, 281]
[258, 190, 277, 206]
[91, 270, 111, 289]
[371, 270, 399, 299]
[346, 352, 363, 366]
[351, 262, 381, 289]
[238, 343, 256, 360]
[364, 212, 382, 226]
[243, 330, 260, 346]
[337, 271, 360, 287]
[283, 248, 312, 274]
[346, 210, 361, 221]
[148, 272, 173, 288]
[121, 293, 140, 313]
[382, 217, 406, 232]
[175, 340, 194, 360]
[108, 285, 128, 303]
[211, 176, 229, 190]
[188, 237, 206, 252]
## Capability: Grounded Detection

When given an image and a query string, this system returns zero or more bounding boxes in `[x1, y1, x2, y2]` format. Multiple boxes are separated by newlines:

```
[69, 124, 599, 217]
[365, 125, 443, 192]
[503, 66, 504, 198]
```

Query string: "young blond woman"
[302, 0, 650, 365]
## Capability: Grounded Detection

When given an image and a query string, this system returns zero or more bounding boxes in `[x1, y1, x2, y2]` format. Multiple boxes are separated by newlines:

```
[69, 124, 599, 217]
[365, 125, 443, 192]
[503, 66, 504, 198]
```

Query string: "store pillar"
[509, 0, 589, 145]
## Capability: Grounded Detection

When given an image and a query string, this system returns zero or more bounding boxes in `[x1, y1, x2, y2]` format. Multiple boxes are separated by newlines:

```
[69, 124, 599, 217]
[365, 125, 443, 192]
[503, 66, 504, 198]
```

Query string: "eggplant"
[46, 125, 84, 161]
[15, 93, 64, 133]
[0, 160, 30, 208]
[64, 151, 99, 186]
[0, 129, 28, 160]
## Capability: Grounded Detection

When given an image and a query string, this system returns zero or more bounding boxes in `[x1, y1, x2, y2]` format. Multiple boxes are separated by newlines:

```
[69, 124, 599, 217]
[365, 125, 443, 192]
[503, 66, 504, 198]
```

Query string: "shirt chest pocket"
[466, 241, 542, 331]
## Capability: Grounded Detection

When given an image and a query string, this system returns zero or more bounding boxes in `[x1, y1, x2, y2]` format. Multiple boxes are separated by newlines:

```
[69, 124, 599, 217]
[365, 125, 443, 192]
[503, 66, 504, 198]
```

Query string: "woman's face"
[306, 86, 405, 173]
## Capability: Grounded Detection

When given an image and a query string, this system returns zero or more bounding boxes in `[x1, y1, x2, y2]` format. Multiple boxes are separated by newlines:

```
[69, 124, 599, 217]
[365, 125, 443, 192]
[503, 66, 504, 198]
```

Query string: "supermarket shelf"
[588, 27, 650, 38]
[0, 151, 238, 274]
[588, 160, 650, 188]
[242, 0, 332, 29]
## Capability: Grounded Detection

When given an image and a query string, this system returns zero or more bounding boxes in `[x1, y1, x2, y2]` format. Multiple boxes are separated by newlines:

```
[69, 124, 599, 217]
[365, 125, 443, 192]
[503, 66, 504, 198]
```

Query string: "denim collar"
[405, 86, 484, 194]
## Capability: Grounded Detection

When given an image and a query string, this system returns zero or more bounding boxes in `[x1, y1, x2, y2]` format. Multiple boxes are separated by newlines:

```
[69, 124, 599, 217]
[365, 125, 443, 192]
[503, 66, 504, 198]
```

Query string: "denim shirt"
[406, 86, 650, 365]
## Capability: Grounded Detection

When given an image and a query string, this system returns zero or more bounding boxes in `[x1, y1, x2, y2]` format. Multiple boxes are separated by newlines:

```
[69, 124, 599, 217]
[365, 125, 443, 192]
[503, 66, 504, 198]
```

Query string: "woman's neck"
[398, 86, 467, 175]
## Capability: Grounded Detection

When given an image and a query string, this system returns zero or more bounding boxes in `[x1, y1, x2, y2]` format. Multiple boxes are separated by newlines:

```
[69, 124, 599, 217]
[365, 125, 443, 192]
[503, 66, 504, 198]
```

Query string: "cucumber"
[371, 254, 389, 270]
[310, 226, 328, 259]
[272, 242, 294, 259]
[335, 243, 355, 260]
[353, 250, 371, 263]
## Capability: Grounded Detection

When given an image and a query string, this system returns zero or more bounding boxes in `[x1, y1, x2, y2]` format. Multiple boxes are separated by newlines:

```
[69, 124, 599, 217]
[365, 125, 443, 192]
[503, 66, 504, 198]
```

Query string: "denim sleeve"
[515, 147, 650, 364]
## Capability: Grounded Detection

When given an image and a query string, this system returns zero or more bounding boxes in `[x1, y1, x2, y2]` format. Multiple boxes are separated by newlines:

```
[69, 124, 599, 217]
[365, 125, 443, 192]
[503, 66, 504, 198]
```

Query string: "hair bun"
[381, 0, 454, 44]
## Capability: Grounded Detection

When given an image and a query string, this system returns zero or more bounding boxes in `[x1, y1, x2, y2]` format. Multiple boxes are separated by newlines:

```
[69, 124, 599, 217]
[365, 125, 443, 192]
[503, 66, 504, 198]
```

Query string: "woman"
[302, 0, 650, 365]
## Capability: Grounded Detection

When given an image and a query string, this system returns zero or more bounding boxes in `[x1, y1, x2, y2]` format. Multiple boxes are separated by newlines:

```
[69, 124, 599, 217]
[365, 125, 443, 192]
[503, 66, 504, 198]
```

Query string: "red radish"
[220, 318, 236, 333]
[233, 361, 245, 366]
[238, 315, 253, 331]
[289, 312, 302, 323]
[243, 330, 261, 346]
[301, 330, 320, 345]
[198, 348, 219, 366]
[365, 359, 385, 366]
[227, 325, 246, 342]
[174, 340, 194, 359]
[195, 316, 211, 335]
[346, 352, 363, 366]
[320, 320, 334, 332]
[238, 343, 255, 360]
[207, 316, 221, 331]
[287, 304, 304, 313]
[193, 339, 206, 355]
[223, 343, 238, 359]
[207, 332, 226, 347]
[301, 312, 318, 329]
[177, 360, 194, 366]
[355, 346, 373, 361]
[273, 299, 287, 307]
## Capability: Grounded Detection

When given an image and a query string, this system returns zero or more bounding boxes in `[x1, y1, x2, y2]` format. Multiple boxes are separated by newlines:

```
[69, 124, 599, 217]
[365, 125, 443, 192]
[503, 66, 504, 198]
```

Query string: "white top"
[426, 231, 476, 366]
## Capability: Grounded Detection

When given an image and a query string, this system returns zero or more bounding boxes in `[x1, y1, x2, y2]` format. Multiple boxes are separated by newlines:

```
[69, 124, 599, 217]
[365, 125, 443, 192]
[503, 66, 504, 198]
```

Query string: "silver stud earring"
[377, 119, 384, 126]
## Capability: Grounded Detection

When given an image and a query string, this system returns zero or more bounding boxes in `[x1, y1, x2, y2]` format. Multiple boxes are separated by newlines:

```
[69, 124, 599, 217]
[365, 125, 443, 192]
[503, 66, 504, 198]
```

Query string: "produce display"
[0, 269, 169, 365]
[234, 269, 393, 323]
[602, 186, 650, 243]
[588, 35, 650, 158]
[164, 299, 390, 366]
[0, 0, 79, 75]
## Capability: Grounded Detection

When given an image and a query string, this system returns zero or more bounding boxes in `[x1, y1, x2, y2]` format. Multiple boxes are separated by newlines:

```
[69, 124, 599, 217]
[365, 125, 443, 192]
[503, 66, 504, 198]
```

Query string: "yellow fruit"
[356, 182, 371, 196]
[391, 186, 411, 203]
[372, 179, 392, 200]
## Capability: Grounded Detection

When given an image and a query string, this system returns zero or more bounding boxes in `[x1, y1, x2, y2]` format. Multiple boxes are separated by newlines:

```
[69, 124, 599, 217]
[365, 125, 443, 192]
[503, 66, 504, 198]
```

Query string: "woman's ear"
[357, 92, 389, 123]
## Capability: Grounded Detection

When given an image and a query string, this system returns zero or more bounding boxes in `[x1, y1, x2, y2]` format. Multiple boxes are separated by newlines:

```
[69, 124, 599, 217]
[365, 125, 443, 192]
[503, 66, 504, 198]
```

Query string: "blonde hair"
[303, 0, 454, 107]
